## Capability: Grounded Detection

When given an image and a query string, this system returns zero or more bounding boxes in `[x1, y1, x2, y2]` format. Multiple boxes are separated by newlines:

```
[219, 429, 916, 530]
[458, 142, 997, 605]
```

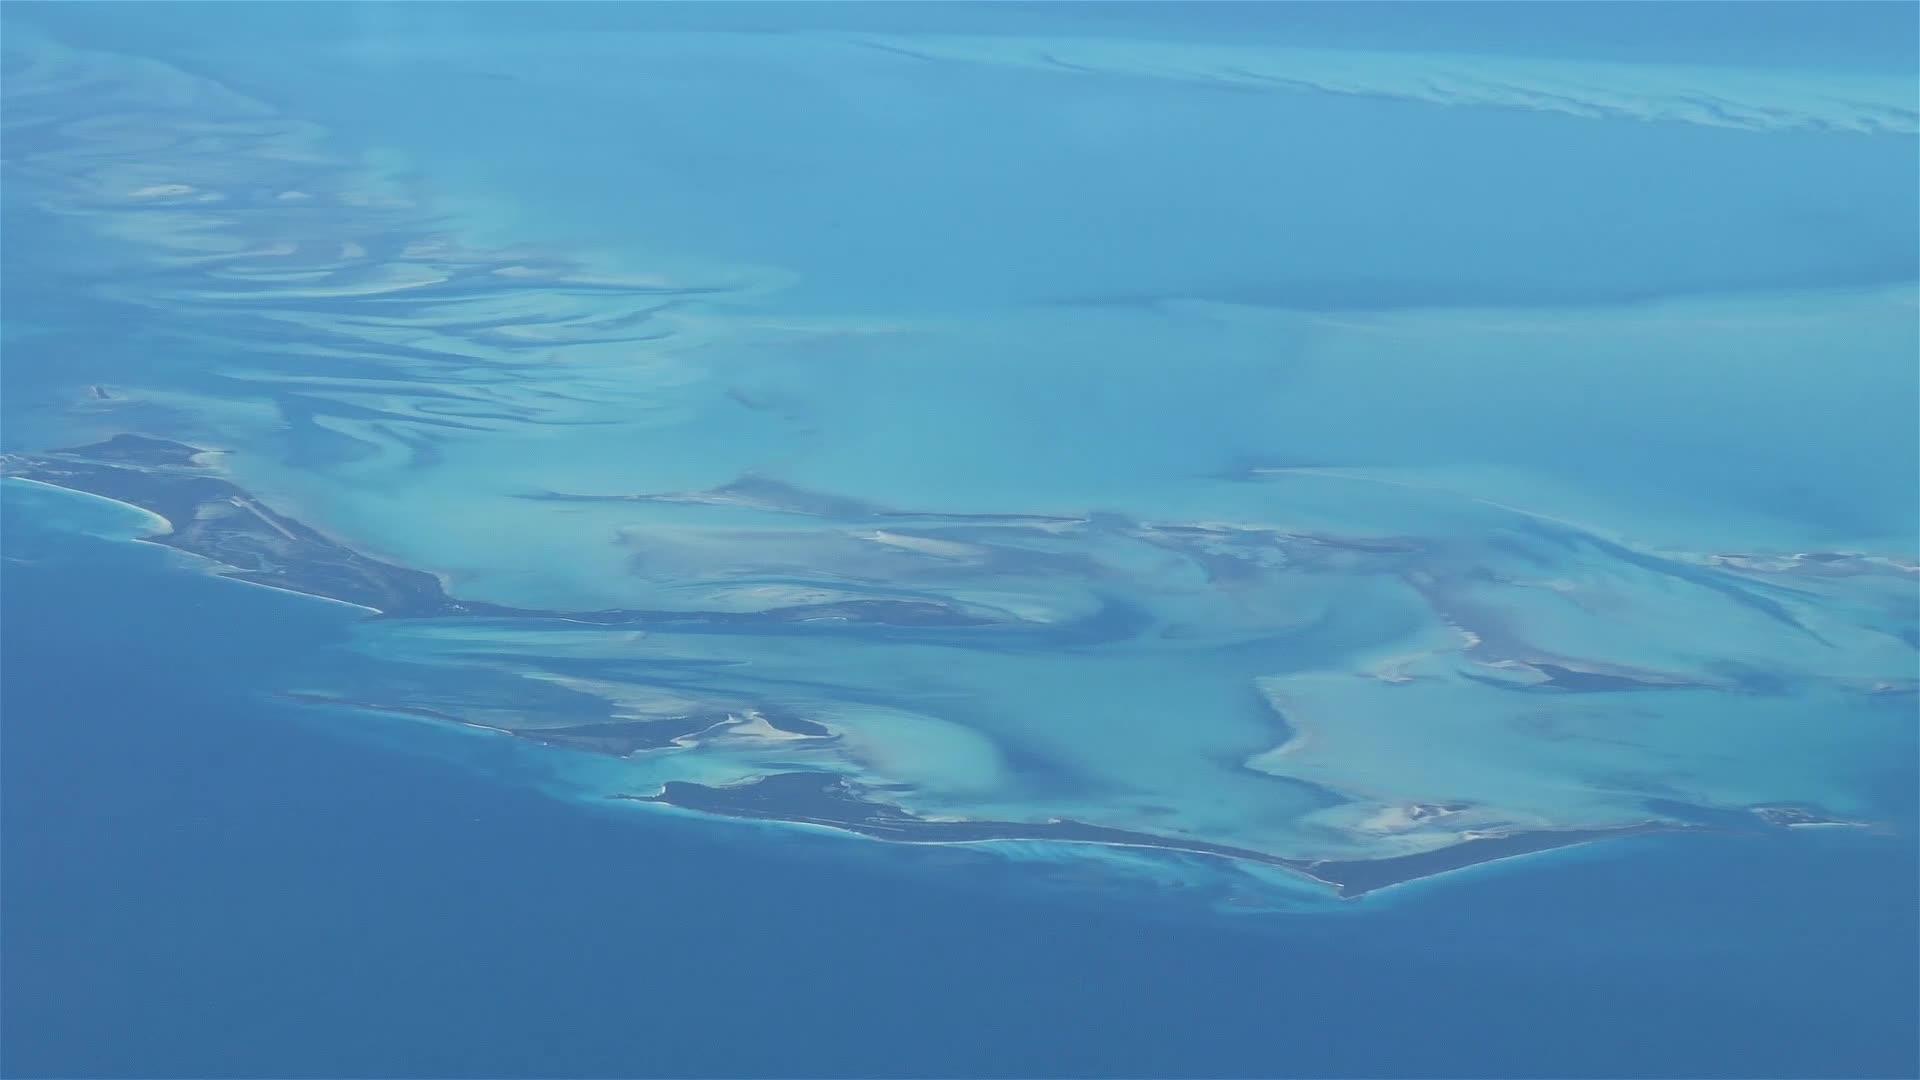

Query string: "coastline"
[4, 440, 1887, 904]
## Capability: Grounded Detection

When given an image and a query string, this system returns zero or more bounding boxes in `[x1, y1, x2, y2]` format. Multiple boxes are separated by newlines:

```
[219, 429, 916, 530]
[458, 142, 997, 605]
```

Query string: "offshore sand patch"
[314, 25, 1917, 135]
[849, 32, 1919, 135]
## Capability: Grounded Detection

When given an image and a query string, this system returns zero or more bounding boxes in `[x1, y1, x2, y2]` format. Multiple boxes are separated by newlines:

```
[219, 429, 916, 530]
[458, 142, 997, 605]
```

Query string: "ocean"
[5, 482, 1916, 1078]
[3, 4, 1916, 1076]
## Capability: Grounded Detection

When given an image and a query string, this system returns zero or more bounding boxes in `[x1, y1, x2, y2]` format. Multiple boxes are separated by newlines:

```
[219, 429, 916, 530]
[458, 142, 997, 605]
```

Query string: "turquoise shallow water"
[3, 480, 1917, 1077]
[3, 4, 1917, 1074]
[3, 480, 1920, 1076]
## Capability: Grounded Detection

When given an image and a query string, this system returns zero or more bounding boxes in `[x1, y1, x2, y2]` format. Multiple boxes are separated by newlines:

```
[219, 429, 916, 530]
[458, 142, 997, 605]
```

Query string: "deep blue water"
[4, 488, 1915, 1078]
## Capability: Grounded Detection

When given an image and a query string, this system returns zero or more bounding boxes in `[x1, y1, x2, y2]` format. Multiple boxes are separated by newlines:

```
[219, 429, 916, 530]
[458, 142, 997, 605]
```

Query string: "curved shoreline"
[7, 435, 1891, 902]
[615, 771, 1688, 900]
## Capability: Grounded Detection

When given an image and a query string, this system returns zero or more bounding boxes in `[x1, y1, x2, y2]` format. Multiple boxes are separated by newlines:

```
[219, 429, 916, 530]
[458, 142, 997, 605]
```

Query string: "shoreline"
[3, 438, 1881, 904]
[2, 475, 176, 536]
[614, 772, 1692, 901]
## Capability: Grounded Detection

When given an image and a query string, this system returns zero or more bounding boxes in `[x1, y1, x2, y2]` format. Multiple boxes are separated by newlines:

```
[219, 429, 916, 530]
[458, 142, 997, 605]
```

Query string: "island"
[5, 432, 1858, 902]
